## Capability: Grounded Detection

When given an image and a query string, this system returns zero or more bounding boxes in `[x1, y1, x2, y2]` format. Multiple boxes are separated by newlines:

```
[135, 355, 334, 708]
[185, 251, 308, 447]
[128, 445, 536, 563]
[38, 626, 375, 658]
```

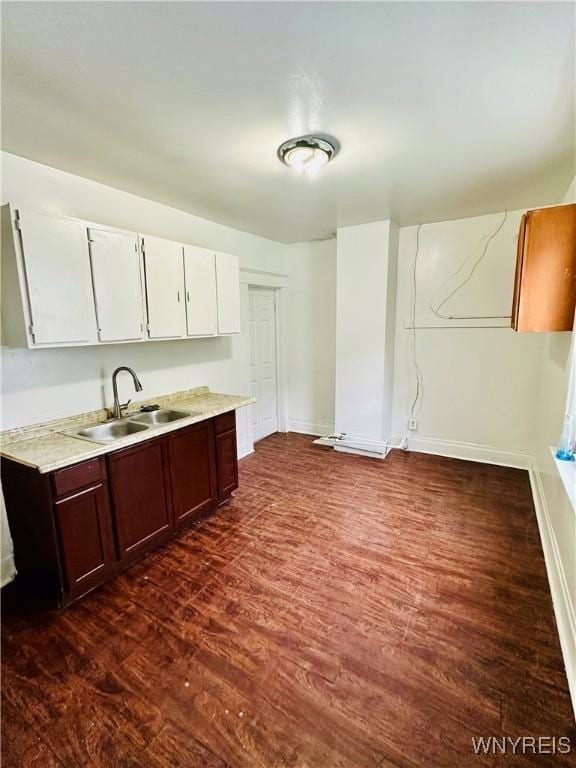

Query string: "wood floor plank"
[2, 434, 574, 767]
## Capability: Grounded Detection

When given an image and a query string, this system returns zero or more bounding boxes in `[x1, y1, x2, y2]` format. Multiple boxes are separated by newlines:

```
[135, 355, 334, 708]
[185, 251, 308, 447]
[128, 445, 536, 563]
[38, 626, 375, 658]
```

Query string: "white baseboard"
[288, 420, 335, 438]
[393, 435, 533, 470]
[529, 465, 576, 719]
[237, 444, 255, 460]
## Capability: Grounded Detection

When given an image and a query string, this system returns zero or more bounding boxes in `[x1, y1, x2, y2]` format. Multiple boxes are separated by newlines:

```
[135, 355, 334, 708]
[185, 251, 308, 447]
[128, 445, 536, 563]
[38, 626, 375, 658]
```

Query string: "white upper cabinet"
[215, 251, 241, 334]
[16, 209, 98, 346]
[142, 234, 186, 339]
[88, 228, 145, 342]
[0, 204, 242, 348]
[183, 246, 217, 336]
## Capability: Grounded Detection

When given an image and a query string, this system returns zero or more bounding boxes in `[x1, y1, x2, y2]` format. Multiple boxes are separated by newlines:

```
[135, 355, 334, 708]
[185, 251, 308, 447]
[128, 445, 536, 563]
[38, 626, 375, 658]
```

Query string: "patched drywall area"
[391, 210, 544, 459]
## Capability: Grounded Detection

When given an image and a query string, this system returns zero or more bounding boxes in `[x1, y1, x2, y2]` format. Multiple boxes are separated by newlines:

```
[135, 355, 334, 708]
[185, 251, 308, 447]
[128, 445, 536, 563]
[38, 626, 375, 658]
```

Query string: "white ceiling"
[2, 2, 574, 243]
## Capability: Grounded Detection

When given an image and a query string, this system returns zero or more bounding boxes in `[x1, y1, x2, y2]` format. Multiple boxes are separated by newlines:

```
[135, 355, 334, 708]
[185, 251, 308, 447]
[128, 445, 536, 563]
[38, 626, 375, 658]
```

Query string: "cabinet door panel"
[17, 209, 97, 345]
[54, 483, 115, 592]
[108, 439, 173, 559]
[215, 251, 241, 334]
[216, 429, 238, 500]
[89, 228, 145, 342]
[184, 246, 217, 336]
[142, 235, 186, 339]
[512, 203, 576, 332]
[168, 421, 216, 524]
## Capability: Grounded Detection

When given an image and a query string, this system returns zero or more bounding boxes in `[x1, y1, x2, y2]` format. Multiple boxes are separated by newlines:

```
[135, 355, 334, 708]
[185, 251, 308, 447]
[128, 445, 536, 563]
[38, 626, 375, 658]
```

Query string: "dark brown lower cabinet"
[54, 481, 116, 595]
[216, 429, 239, 500]
[1, 410, 239, 607]
[108, 438, 173, 562]
[214, 411, 239, 501]
[168, 421, 217, 525]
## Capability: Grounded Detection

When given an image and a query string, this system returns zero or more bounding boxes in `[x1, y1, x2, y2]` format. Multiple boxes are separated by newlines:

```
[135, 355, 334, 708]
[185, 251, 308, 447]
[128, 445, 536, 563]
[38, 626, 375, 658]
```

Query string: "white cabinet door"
[142, 235, 186, 339]
[17, 209, 97, 345]
[215, 251, 241, 334]
[183, 246, 217, 336]
[89, 228, 145, 342]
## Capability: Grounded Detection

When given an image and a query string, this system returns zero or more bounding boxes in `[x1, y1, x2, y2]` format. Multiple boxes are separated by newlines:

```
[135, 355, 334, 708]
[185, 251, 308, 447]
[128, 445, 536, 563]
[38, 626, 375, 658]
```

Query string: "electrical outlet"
[408, 418, 417, 431]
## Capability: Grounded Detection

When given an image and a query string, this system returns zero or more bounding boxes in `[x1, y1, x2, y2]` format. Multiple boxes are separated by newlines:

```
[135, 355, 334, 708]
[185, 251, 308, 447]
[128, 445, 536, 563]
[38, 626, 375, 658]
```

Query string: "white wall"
[285, 239, 337, 436]
[530, 176, 576, 712]
[0, 152, 287, 445]
[0, 152, 291, 587]
[335, 220, 398, 452]
[392, 211, 544, 461]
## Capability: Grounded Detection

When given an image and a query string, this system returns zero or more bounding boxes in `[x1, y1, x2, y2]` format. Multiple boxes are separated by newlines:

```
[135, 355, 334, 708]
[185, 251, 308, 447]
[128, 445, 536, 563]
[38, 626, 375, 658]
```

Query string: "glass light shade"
[283, 146, 330, 177]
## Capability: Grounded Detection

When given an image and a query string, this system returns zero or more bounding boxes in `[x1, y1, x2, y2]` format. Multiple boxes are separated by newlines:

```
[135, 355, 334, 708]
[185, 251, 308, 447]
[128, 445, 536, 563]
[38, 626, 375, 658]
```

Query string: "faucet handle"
[119, 399, 132, 417]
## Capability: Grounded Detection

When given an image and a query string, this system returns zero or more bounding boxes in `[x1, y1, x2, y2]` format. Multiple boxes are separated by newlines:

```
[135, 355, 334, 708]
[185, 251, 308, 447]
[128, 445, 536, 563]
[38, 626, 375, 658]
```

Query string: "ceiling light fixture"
[278, 135, 338, 177]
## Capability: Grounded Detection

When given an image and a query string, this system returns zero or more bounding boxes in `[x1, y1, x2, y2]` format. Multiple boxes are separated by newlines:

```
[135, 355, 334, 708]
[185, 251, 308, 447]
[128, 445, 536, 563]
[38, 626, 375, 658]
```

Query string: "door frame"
[247, 284, 283, 441]
[239, 267, 289, 458]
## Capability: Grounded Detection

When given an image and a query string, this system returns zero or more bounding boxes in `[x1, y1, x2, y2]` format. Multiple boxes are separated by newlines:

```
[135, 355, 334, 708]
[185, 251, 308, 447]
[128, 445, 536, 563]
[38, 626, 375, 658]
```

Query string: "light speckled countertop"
[0, 387, 254, 474]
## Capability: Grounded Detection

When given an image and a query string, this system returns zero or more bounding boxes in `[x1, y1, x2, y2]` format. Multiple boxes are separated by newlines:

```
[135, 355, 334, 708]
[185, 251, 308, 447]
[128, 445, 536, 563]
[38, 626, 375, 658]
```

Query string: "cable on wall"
[428, 210, 509, 321]
[409, 224, 424, 421]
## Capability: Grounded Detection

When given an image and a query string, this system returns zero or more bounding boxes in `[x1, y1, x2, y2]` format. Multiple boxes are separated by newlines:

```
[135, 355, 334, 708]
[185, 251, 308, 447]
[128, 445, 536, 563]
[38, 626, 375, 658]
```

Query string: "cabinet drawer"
[214, 410, 236, 435]
[51, 458, 103, 499]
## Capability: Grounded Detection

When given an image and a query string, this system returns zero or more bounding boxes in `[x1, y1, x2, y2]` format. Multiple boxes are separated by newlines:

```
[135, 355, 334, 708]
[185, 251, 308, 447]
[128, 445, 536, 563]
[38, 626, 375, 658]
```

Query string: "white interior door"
[89, 228, 145, 342]
[216, 251, 241, 334]
[183, 246, 217, 336]
[249, 288, 278, 442]
[17, 209, 97, 345]
[142, 235, 186, 339]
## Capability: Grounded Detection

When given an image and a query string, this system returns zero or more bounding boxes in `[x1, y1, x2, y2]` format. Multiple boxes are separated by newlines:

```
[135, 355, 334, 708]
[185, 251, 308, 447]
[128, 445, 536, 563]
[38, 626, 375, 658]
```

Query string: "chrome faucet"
[111, 366, 143, 419]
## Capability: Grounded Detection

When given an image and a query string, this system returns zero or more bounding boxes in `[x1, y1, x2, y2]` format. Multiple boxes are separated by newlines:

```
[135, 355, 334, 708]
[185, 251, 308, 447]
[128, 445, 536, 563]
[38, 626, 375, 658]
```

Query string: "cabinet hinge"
[28, 324, 35, 339]
[14, 218, 22, 231]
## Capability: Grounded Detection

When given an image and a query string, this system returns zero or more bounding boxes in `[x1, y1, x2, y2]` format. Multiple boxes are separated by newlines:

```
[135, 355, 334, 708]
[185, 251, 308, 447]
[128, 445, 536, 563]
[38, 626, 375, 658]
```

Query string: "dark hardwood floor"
[2, 434, 574, 767]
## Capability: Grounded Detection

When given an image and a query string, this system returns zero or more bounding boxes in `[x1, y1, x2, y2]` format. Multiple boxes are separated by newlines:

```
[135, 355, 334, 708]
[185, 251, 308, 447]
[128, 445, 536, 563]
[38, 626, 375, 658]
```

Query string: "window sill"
[550, 447, 576, 512]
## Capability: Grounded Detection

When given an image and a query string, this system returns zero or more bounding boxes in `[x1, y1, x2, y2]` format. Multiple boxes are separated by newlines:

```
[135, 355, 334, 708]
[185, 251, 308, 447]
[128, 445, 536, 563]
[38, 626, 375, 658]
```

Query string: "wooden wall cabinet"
[3, 208, 99, 346]
[88, 228, 146, 343]
[512, 203, 576, 332]
[1, 411, 238, 607]
[1, 204, 241, 348]
[141, 234, 187, 340]
[216, 251, 241, 334]
[183, 246, 218, 336]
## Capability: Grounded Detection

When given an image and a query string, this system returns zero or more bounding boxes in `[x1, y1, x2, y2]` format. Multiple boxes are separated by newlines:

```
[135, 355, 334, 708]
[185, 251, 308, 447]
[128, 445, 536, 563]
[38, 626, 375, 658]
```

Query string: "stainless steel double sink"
[69, 408, 201, 445]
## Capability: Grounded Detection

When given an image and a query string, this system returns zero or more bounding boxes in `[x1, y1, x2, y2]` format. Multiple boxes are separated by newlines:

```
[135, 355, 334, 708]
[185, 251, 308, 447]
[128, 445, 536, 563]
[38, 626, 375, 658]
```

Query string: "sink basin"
[129, 408, 192, 425]
[76, 420, 150, 444]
